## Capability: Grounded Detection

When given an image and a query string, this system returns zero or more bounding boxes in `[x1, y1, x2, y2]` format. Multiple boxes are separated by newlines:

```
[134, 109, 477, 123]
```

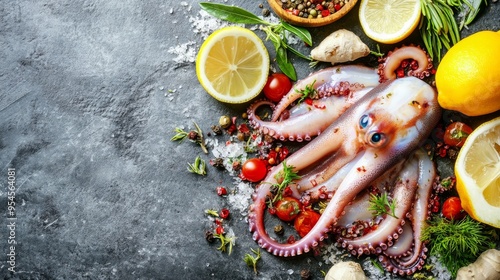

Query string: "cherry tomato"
[442, 196, 466, 220]
[263, 73, 293, 103]
[241, 158, 268, 182]
[443, 122, 473, 147]
[274, 197, 302, 222]
[294, 209, 321, 237]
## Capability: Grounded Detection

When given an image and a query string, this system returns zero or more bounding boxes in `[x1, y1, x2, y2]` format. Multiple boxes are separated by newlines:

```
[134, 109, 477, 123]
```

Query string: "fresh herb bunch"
[422, 216, 497, 277]
[199, 2, 312, 81]
[271, 161, 301, 203]
[419, 0, 485, 61]
[368, 192, 398, 219]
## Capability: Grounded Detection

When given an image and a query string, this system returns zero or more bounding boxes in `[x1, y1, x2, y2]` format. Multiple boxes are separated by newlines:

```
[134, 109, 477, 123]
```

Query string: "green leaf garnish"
[422, 216, 497, 277]
[243, 248, 261, 274]
[187, 155, 207, 176]
[271, 161, 301, 203]
[368, 192, 398, 219]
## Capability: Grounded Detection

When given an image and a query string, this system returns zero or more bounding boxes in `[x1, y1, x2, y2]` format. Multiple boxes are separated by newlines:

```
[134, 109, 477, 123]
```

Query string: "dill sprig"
[296, 80, 318, 103]
[243, 248, 261, 274]
[368, 192, 398, 219]
[271, 161, 301, 203]
[422, 216, 497, 277]
[187, 156, 207, 176]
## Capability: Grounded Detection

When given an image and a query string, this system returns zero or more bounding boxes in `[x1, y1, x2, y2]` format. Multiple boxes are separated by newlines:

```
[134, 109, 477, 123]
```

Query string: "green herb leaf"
[214, 233, 236, 255]
[243, 248, 261, 274]
[187, 155, 207, 176]
[199, 2, 267, 25]
[281, 21, 312, 46]
[271, 161, 301, 202]
[422, 216, 497, 277]
[276, 47, 297, 81]
[296, 79, 318, 103]
[368, 192, 398, 219]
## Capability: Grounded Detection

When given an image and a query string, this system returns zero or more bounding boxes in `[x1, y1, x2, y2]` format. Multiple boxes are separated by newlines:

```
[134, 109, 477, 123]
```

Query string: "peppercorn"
[187, 130, 199, 141]
[300, 269, 311, 280]
[205, 230, 215, 243]
[211, 157, 225, 169]
[262, 8, 270, 17]
[219, 115, 231, 129]
[274, 224, 284, 235]
[211, 125, 222, 135]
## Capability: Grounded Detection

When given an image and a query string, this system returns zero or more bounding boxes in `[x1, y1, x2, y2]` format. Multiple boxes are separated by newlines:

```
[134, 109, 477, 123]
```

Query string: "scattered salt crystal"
[169, 7, 173, 14]
[227, 181, 253, 216]
[287, 269, 294, 275]
[167, 41, 197, 64]
[189, 10, 244, 39]
[180, 1, 188, 6]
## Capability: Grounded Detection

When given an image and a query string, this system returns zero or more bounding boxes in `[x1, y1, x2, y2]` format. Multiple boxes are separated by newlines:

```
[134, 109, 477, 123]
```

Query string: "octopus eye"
[369, 132, 386, 147]
[359, 115, 370, 129]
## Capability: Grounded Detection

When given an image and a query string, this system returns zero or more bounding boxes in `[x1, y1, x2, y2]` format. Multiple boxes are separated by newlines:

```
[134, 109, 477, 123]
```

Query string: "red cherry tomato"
[442, 196, 466, 220]
[274, 197, 302, 222]
[241, 158, 268, 182]
[294, 209, 321, 237]
[443, 122, 473, 147]
[263, 73, 293, 103]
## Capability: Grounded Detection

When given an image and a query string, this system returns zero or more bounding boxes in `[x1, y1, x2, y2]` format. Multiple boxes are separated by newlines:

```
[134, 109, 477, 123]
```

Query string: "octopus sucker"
[378, 45, 434, 82]
[247, 75, 441, 276]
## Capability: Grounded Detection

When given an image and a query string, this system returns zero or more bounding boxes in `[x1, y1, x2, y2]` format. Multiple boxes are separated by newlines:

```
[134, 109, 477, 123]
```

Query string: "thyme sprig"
[187, 156, 207, 175]
[214, 233, 236, 255]
[243, 248, 261, 274]
[422, 216, 497, 277]
[171, 122, 208, 154]
[368, 192, 398, 219]
[199, 2, 312, 81]
[270, 161, 301, 203]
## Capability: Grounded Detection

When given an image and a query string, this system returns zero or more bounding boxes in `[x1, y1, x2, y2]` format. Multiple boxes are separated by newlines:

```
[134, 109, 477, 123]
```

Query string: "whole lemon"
[435, 30, 500, 116]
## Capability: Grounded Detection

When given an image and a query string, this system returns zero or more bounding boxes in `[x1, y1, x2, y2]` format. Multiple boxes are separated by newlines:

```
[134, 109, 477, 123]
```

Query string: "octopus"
[246, 46, 442, 275]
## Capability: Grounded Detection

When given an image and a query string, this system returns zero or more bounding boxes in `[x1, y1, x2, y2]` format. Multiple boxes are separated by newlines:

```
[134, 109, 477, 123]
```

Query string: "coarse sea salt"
[167, 41, 197, 64]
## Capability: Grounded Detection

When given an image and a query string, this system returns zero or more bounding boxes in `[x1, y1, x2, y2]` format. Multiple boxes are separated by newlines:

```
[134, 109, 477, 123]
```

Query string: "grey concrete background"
[0, 0, 499, 279]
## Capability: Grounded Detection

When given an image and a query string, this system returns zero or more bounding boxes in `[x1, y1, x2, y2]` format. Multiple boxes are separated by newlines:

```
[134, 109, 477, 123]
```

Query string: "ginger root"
[456, 249, 500, 280]
[310, 29, 370, 65]
[324, 261, 368, 280]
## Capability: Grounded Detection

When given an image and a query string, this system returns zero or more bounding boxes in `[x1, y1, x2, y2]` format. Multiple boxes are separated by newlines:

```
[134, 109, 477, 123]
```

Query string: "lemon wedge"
[456, 117, 500, 228]
[196, 26, 270, 104]
[359, 0, 421, 44]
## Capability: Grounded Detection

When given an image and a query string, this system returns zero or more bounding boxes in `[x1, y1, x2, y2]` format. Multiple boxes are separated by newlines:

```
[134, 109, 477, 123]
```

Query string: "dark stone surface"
[0, 0, 498, 279]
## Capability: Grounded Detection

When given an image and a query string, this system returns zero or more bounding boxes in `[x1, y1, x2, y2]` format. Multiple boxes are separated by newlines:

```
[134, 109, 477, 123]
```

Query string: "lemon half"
[359, 0, 421, 44]
[196, 26, 270, 104]
[456, 117, 500, 228]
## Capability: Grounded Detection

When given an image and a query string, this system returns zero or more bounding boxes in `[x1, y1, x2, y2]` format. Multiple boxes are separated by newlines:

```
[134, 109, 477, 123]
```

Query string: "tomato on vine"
[263, 73, 292, 103]
[443, 122, 473, 147]
[294, 209, 321, 237]
[241, 158, 268, 182]
[274, 197, 302, 222]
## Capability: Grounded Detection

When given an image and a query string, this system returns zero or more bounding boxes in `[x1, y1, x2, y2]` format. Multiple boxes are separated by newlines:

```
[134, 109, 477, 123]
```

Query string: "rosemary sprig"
[199, 2, 312, 81]
[296, 79, 318, 103]
[271, 161, 301, 203]
[214, 233, 236, 255]
[422, 216, 497, 277]
[368, 192, 398, 219]
[419, 0, 484, 61]
[243, 248, 261, 274]
[171, 122, 208, 154]
[187, 156, 207, 175]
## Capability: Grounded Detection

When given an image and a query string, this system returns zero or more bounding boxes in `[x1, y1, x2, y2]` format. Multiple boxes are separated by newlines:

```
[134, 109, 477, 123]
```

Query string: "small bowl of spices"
[267, 0, 358, 27]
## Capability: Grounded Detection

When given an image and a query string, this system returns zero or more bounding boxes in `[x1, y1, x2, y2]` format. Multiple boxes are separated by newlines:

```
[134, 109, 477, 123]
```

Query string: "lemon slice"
[196, 26, 270, 104]
[456, 117, 500, 228]
[359, 0, 421, 44]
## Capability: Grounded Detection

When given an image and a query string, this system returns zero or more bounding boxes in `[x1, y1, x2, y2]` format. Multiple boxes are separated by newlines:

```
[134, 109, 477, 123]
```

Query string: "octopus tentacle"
[248, 77, 441, 258]
[378, 46, 434, 82]
[338, 154, 420, 256]
[247, 66, 380, 141]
